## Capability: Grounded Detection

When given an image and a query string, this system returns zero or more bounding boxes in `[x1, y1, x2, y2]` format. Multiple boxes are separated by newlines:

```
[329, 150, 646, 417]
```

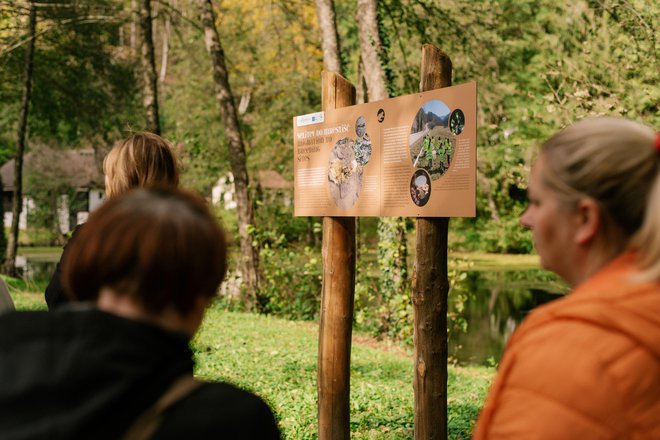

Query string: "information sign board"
[293, 81, 477, 217]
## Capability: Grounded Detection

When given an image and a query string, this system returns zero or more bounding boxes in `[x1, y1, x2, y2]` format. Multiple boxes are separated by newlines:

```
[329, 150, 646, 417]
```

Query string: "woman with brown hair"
[45, 132, 180, 309]
[474, 117, 660, 438]
[0, 187, 280, 439]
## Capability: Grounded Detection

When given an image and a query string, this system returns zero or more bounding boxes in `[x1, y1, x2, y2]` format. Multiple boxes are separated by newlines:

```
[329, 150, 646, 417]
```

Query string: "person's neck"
[97, 288, 194, 337]
[567, 242, 627, 288]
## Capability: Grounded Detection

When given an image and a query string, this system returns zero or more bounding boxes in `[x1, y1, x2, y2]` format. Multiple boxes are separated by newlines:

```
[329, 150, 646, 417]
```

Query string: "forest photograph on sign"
[293, 81, 477, 217]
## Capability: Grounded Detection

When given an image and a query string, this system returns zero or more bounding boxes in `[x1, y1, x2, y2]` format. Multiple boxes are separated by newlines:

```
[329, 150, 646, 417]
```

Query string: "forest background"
[0, 0, 658, 344]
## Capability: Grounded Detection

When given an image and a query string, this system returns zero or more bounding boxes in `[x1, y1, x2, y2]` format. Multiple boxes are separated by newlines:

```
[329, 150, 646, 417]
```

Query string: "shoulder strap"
[122, 375, 202, 440]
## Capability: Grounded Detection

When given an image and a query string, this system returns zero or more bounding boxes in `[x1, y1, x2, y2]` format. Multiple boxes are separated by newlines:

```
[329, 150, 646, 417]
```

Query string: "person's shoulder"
[154, 381, 280, 440]
[0, 310, 49, 332]
[187, 381, 273, 411]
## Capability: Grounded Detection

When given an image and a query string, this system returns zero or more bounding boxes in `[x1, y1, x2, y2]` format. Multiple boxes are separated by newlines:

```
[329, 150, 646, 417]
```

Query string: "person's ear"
[574, 198, 601, 246]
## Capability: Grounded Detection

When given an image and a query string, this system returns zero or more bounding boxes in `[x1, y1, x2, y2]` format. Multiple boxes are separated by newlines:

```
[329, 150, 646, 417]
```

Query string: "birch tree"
[198, 0, 262, 309]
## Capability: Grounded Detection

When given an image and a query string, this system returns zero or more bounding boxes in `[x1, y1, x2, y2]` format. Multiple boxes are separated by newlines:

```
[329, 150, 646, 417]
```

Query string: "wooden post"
[412, 44, 452, 440]
[317, 71, 357, 440]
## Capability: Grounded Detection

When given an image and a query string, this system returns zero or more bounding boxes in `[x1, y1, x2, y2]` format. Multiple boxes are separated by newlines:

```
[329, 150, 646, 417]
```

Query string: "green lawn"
[9, 286, 493, 439]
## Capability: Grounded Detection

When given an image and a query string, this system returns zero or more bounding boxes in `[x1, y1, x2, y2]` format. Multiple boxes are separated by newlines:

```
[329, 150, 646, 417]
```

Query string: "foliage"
[0, 1, 141, 254]
[257, 244, 322, 320]
[0, 1, 141, 152]
[359, 0, 658, 253]
[355, 218, 414, 344]
[1, 0, 658, 332]
[23, 148, 71, 244]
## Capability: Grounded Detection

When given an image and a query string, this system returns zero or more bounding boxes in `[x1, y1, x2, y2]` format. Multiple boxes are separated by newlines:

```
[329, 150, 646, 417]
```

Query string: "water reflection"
[449, 269, 568, 365]
[16, 256, 57, 284]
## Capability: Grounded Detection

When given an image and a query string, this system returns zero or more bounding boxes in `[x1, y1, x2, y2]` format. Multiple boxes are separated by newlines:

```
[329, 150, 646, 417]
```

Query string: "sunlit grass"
[194, 302, 493, 439]
[10, 284, 493, 439]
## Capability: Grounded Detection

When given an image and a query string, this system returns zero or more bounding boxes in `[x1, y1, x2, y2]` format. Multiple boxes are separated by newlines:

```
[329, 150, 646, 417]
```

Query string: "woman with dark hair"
[474, 117, 660, 439]
[45, 132, 180, 309]
[0, 187, 280, 439]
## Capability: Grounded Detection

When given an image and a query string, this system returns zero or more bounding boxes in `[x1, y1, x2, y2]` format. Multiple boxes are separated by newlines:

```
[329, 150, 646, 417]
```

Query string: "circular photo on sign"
[409, 99, 455, 181]
[449, 109, 465, 135]
[377, 108, 385, 123]
[354, 132, 372, 166]
[410, 169, 431, 207]
[355, 115, 367, 138]
[328, 137, 362, 209]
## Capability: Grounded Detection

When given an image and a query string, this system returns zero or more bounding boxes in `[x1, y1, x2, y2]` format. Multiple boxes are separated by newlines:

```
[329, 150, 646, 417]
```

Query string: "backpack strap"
[122, 375, 202, 440]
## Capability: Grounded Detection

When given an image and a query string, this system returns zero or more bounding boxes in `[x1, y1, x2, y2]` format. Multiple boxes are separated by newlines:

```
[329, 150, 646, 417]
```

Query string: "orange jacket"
[474, 252, 660, 439]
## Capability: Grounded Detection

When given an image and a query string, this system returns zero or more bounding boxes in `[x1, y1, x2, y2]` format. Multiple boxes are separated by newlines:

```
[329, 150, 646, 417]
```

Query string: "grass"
[194, 303, 494, 439]
[2, 276, 48, 311]
[8, 287, 493, 439]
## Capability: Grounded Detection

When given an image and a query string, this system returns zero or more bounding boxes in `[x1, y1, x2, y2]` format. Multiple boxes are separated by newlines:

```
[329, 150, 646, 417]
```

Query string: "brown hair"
[61, 187, 227, 314]
[103, 133, 180, 198]
[540, 116, 659, 280]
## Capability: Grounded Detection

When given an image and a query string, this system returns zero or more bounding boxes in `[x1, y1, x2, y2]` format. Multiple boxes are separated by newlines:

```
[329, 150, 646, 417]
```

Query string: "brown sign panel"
[293, 81, 477, 217]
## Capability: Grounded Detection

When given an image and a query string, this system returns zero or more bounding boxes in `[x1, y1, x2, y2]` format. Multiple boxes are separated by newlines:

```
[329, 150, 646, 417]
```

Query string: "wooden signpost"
[412, 44, 452, 440]
[313, 45, 463, 439]
[317, 71, 356, 440]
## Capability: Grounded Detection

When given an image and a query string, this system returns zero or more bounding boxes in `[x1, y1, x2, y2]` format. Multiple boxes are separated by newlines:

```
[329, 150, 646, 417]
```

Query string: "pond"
[16, 247, 60, 285]
[447, 255, 569, 365]
[17, 248, 566, 366]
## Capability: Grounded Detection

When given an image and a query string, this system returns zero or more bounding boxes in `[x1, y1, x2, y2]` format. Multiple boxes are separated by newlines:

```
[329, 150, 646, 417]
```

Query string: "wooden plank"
[413, 44, 453, 440]
[317, 71, 356, 440]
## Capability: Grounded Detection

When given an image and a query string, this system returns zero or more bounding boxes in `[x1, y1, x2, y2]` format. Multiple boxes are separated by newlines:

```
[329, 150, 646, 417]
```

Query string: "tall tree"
[138, 0, 160, 133]
[356, 0, 409, 313]
[159, 8, 171, 83]
[314, 0, 342, 74]
[356, 0, 387, 99]
[313, 0, 344, 248]
[3, 1, 36, 276]
[198, 0, 262, 309]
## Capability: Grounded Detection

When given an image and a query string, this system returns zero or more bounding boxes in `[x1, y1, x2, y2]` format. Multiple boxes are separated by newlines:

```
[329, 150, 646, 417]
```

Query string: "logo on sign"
[296, 112, 325, 127]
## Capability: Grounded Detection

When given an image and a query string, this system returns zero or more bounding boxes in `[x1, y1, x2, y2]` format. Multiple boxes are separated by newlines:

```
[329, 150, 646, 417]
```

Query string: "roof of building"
[1, 148, 104, 192]
[256, 170, 292, 190]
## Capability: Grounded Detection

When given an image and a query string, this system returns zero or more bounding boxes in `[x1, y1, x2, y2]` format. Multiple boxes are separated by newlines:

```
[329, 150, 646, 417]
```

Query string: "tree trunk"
[412, 44, 452, 440]
[130, 0, 140, 52]
[357, 0, 408, 312]
[3, 2, 36, 277]
[198, 0, 261, 309]
[138, 0, 160, 134]
[478, 168, 501, 222]
[356, 0, 387, 101]
[314, 0, 342, 74]
[130, 0, 137, 52]
[355, 61, 366, 104]
[159, 11, 170, 83]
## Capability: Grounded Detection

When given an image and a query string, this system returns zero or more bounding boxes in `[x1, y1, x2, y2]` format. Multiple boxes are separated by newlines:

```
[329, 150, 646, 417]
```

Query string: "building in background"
[212, 170, 292, 210]
[1, 148, 105, 235]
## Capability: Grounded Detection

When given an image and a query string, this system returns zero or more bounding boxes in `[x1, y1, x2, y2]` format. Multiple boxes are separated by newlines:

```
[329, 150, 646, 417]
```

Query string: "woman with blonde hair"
[45, 132, 180, 309]
[474, 117, 660, 439]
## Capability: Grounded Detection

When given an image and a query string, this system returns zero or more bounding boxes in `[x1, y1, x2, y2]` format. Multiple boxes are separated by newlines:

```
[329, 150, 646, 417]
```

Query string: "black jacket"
[0, 308, 280, 439]
[45, 224, 83, 310]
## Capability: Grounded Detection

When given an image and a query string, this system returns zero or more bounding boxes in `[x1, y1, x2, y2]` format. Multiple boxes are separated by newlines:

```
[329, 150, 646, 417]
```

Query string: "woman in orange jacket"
[474, 117, 660, 439]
